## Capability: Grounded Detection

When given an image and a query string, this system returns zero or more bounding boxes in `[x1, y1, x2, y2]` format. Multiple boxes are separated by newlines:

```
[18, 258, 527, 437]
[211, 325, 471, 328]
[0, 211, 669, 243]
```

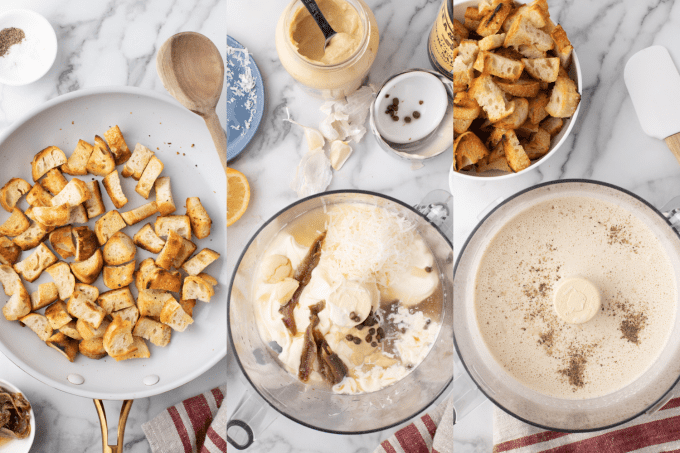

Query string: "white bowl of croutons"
[452, 0, 582, 180]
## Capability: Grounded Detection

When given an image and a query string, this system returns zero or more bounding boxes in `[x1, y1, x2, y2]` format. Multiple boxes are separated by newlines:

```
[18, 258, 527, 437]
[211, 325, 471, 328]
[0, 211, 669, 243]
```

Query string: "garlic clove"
[330, 140, 353, 171]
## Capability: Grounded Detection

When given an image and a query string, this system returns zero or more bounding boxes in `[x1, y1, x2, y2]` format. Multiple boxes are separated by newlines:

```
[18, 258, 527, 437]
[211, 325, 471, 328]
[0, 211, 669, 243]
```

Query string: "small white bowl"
[0, 379, 35, 453]
[452, 0, 582, 181]
[0, 10, 57, 86]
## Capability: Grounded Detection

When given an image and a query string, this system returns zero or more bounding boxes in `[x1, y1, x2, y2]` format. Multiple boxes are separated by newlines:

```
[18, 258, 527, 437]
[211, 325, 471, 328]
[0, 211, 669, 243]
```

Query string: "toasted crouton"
[453, 41, 479, 92]
[518, 44, 546, 59]
[98, 287, 135, 314]
[160, 299, 193, 332]
[0, 264, 22, 296]
[495, 78, 541, 98]
[32, 146, 67, 181]
[135, 258, 158, 292]
[154, 177, 175, 216]
[0, 208, 30, 236]
[155, 231, 183, 270]
[137, 289, 174, 318]
[68, 205, 88, 225]
[46, 332, 78, 362]
[468, 75, 515, 122]
[30, 205, 70, 227]
[133, 223, 165, 254]
[133, 316, 171, 347]
[102, 231, 136, 265]
[147, 268, 182, 292]
[59, 320, 83, 341]
[45, 300, 71, 330]
[51, 178, 91, 207]
[494, 98, 529, 129]
[505, 16, 554, 52]
[74, 283, 99, 302]
[135, 156, 164, 199]
[528, 91, 551, 125]
[0, 178, 31, 212]
[45, 261, 75, 300]
[2, 285, 30, 321]
[478, 33, 505, 51]
[21, 313, 53, 341]
[174, 237, 197, 269]
[522, 57, 560, 82]
[502, 130, 532, 172]
[541, 117, 564, 137]
[182, 249, 220, 276]
[182, 275, 215, 303]
[102, 170, 128, 209]
[186, 198, 211, 239]
[86, 136, 116, 176]
[481, 53, 525, 82]
[76, 317, 111, 341]
[545, 76, 581, 118]
[551, 25, 573, 68]
[72, 226, 98, 261]
[104, 125, 131, 165]
[70, 249, 104, 284]
[453, 19, 469, 48]
[40, 168, 68, 196]
[179, 299, 196, 318]
[522, 127, 552, 159]
[112, 305, 139, 327]
[103, 260, 136, 289]
[49, 226, 74, 259]
[95, 210, 127, 246]
[114, 336, 150, 361]
[67, 291, 107, 328]
[453, 132, 489, 170]
[476, 2, 512, 37]
[0, 237, 20, 265]
[14, 242, 57, 282]
[122, 143, 155, 180]
[12, 222, 48, 251]
[26, 183, 53, 207]
[83, 180, 105, 219]
[103, 317, 136, 357]
[464, 6, 482, 31]
[120, 202, 158, 226]
[79, 337, 107, 360]
[61, 139, 94, 176]
[154, 215, 191, 241]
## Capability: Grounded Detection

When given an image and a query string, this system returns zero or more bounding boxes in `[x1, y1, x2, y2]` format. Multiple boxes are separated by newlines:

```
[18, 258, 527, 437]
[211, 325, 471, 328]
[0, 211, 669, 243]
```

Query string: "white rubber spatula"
[625, 45, 680, 164]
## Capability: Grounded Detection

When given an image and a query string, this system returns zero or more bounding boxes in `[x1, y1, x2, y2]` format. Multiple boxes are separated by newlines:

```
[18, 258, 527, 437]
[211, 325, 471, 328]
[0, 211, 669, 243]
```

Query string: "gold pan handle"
[93, 399, 133, 453]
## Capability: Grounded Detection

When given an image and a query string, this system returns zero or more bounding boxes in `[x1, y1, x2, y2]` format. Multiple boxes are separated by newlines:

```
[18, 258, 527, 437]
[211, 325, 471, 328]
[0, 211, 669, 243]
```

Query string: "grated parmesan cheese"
[322, 204, 418, 288]
[227, 45, 258, 137]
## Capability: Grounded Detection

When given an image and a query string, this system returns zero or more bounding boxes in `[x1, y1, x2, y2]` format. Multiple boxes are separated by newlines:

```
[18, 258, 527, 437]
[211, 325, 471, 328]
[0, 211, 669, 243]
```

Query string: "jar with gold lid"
[275, 0, 379, 99]
[428, 0, 453, 80]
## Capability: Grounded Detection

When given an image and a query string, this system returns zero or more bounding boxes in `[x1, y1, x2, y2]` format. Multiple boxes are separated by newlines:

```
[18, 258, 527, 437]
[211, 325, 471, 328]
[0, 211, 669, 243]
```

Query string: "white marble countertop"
[0, 1, 226, 452]
[453, 0, 680, 450]
[226, 0, 453, 451]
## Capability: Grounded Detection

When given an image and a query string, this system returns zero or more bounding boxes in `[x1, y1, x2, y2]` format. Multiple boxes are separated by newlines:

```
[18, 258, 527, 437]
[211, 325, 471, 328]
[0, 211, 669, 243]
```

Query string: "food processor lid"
[228, 189, 453, 434]
[454, 179, 680, 432]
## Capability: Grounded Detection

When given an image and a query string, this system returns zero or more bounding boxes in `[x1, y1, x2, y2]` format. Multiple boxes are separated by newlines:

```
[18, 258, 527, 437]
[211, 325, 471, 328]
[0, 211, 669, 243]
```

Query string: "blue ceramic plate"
[227, 35, 265, 162]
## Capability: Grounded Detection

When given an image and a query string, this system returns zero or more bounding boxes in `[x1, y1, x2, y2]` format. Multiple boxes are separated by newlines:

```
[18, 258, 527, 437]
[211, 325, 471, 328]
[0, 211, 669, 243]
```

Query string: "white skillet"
[0, 86, 226, 400]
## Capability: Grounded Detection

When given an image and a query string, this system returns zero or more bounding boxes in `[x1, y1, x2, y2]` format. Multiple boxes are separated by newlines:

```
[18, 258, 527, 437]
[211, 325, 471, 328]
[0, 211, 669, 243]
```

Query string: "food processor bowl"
[454, 180, 680, 431]
[229, 190, 452, 437]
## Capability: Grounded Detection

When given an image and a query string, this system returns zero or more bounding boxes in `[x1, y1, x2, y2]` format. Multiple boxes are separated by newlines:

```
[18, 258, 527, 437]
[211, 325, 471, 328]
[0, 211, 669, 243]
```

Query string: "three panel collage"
[4, 0, 680, 452]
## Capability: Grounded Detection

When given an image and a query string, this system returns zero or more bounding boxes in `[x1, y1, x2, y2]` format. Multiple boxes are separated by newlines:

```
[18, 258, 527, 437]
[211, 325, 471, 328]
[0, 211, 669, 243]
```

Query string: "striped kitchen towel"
[493, 397, 680, 452]
[142, 386, 226, 453]
[373, 395, 453, 453]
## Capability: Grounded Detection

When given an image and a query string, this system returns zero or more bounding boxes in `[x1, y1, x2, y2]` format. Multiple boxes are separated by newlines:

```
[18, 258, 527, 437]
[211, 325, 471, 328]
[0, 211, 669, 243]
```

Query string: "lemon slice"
[227, 167, 250, 227]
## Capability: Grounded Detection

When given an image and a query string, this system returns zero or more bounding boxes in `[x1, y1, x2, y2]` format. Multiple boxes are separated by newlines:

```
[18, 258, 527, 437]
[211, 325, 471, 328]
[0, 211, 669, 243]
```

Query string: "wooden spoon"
[156, 32, 226, 172]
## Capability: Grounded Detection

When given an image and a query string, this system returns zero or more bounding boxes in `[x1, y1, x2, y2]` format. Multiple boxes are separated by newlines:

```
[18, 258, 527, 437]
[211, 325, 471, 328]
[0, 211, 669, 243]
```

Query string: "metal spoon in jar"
[300, 0, 337, 50]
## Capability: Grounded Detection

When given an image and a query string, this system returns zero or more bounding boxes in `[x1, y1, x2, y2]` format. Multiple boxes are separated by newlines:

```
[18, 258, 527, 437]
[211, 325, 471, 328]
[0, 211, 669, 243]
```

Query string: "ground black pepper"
[0, 28, 25, 58]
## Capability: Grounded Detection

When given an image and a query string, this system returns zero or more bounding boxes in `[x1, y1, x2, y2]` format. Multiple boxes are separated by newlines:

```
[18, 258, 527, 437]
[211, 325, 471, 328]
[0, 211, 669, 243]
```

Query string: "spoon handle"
[204, 110, 227, 173]
[300, 0, 336, 40]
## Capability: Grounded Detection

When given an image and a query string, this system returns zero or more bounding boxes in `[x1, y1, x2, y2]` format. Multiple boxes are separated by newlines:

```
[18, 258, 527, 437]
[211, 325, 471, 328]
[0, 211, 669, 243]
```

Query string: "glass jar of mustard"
[275, 0, 379, 99]
[428, 0, 453, 80]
